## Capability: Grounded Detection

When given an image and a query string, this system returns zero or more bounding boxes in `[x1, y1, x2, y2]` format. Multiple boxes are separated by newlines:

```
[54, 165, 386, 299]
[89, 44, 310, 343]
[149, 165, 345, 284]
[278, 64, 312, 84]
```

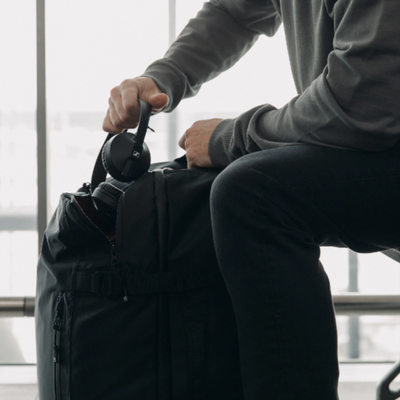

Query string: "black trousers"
[210, 142, 400, 400]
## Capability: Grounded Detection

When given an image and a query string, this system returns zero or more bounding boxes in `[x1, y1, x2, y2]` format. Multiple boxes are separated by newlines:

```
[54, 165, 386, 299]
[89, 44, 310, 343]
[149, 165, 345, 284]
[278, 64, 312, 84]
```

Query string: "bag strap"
[90, 133, 113, 193]
[74, 268, 224, 298]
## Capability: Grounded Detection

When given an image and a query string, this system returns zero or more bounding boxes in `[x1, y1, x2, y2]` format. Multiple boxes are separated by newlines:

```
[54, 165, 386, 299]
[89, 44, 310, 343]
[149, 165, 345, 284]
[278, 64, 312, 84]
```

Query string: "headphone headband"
[90, 99, 152, 193]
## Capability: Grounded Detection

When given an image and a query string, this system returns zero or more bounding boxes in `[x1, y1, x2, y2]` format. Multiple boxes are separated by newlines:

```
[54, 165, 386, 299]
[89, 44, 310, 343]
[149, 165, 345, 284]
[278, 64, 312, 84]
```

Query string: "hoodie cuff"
[209, 119, 236, 168]
[142, 59, 187, 113]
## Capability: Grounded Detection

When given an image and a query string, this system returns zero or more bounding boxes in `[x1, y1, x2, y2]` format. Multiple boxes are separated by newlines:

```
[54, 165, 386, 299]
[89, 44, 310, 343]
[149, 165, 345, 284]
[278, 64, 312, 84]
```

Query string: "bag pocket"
[53, 293, 64, 399]
[52, 292, 69, 400]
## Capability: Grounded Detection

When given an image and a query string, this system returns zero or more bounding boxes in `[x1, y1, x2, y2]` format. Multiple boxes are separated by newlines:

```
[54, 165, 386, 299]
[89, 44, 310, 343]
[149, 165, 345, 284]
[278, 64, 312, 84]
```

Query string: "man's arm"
[142, 0, 281, 112]
[209, 0, 400, 167]
[103, 0, 280, 135]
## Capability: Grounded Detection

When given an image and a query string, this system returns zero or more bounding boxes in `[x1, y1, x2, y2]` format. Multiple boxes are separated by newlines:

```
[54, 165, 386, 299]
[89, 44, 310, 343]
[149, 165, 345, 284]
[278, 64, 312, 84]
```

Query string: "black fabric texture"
[35, 159, 243, 400]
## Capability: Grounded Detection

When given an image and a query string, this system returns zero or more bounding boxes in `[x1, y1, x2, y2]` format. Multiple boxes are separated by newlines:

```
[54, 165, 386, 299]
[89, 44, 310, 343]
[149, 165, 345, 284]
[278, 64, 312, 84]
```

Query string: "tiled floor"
[0, 364, 399, 400]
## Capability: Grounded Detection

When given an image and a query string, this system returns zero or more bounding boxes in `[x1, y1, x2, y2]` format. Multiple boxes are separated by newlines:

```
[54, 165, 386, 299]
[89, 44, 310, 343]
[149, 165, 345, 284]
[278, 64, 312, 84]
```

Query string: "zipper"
[53, 294, 65, 400]
[111, 244, 129, 302]
[71, 196, 129, 302]
[154, 170, 168, 274]
[71, 194, 115, 248]
[153, 169, 172, 400]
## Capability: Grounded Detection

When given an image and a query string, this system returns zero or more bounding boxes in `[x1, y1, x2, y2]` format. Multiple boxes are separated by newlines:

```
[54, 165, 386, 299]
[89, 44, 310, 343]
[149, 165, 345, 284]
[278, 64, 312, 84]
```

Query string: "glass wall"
[45, 0, 170, 209]
[0, 0, 38, 365]
[0, 0, 399, 371]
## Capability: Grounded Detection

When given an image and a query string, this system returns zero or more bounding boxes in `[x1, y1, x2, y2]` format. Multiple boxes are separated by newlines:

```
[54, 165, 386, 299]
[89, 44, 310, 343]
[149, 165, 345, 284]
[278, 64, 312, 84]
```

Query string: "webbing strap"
[74, 268, 224, 297]
[182, 290, 208, 400]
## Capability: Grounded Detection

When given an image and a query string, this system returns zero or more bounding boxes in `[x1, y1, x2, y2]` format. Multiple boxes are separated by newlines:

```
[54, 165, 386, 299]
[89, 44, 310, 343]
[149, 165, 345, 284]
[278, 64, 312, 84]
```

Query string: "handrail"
[0, 297, 35, 317]
[0, 294, 400, 317]
[333, 294, 400, 315]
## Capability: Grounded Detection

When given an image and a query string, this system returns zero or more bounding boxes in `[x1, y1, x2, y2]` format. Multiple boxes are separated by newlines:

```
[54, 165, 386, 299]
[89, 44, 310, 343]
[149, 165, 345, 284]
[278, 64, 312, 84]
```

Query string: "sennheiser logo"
[132, 151, 141, 159]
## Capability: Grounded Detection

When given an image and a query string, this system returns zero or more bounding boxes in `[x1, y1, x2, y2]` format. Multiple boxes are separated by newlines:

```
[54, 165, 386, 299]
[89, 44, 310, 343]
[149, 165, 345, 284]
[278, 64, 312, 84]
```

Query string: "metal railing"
[1, 294, 400, 317]
[333, 294, 400, 315]
[1, 294, 399, 400]
[0, 297, 35, 317]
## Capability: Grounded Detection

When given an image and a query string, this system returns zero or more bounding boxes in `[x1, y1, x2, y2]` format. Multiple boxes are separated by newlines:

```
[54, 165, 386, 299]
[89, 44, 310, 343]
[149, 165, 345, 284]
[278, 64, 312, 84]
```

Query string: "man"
[103, 1, 400, 399]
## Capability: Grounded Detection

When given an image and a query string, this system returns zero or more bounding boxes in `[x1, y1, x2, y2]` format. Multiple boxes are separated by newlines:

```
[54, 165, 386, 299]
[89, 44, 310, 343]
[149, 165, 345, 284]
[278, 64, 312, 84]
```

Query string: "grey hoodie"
[143, 0, 400, 167]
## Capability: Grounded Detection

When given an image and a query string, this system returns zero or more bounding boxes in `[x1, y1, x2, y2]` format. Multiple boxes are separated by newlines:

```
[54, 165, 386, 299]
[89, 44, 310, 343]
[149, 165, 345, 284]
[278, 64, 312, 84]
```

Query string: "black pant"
[210, 142, 400, 400]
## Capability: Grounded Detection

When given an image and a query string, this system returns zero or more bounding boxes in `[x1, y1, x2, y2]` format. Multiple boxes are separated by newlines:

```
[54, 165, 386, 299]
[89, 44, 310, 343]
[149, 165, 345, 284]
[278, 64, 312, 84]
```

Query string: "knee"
[210, 161, 252, 232]
[210, 162, 241, 209]
[211, 160, 248, 209]
[210, 152, 308, 229]
[210, 156, 276, 217]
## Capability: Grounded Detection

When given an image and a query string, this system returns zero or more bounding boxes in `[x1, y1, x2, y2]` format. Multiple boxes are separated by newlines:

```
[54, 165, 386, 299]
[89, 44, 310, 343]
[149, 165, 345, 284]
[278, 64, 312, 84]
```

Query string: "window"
[0, 0, 37, 366]
[0, 0, 399, 386]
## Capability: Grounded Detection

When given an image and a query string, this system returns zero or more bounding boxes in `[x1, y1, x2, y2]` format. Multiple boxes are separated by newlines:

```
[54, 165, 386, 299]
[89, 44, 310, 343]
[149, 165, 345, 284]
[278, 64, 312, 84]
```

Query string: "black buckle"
[94, 270, 123, 299]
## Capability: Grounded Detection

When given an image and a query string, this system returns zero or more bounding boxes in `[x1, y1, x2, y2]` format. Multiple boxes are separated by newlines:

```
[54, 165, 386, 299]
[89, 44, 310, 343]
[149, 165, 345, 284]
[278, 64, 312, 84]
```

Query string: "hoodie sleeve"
[210, 0, 400, 166]
[142, 0, 281, 112]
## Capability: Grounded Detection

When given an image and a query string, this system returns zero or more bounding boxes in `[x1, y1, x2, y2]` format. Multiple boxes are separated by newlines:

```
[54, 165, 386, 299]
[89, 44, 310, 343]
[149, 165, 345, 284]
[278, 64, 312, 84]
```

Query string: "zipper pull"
[78, 182, 91, 194]
[110, 245, 118, 267]
[111, 246, 129, 302]
[122, 287, 129, 303]
[53, 297, 65, 331]
[53, 344, 60, 364]
[53, 297, 64, 363]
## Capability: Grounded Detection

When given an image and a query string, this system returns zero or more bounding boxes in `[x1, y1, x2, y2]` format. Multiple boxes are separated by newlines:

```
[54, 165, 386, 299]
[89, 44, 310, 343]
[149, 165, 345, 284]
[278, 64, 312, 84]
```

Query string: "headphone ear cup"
[92, 182, 124, 218]
[102, 132, 151, 182]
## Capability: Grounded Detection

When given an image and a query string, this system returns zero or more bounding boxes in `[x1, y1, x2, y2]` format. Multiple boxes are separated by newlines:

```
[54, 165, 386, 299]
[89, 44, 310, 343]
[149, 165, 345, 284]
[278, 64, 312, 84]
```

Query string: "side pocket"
[53, 293, 65, 400]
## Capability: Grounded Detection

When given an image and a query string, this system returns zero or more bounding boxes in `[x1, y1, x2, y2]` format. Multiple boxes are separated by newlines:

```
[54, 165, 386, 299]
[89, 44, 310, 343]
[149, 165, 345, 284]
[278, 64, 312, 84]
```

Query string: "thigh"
[224, 141, 400, 252]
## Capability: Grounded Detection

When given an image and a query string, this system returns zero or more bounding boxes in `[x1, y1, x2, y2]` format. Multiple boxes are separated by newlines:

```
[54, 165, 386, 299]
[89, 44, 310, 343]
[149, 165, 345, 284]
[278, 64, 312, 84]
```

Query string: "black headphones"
[91, 99, 152, 219]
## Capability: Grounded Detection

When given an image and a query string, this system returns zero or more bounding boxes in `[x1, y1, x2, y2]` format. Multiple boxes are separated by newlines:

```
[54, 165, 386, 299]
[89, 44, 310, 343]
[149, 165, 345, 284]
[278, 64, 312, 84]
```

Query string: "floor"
[0, 364, 399, 400]
[0, 383, 379, 400]
[0, 385, 38, 400]
[0, 383, 391, 400]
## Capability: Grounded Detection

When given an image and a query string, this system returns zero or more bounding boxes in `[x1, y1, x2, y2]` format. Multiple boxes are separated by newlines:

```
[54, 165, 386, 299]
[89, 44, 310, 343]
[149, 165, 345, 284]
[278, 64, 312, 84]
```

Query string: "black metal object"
[376, 360, 400, 400]
[377, 250, 400, 400]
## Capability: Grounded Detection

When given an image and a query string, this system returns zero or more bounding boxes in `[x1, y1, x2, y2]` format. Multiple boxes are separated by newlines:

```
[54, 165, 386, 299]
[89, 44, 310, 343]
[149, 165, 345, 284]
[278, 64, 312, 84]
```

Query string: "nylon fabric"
[35, 159, 243, 400]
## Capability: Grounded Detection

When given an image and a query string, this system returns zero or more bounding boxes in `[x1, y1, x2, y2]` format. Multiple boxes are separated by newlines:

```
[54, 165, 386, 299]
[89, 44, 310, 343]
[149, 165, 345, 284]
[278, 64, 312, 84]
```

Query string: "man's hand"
[103, 77, 169, 134]
[179, 119, 223, 169]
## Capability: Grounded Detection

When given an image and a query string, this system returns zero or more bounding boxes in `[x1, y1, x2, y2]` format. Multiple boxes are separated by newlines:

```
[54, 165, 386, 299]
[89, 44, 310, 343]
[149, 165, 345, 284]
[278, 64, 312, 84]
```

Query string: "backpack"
[35, 103, 244, 400]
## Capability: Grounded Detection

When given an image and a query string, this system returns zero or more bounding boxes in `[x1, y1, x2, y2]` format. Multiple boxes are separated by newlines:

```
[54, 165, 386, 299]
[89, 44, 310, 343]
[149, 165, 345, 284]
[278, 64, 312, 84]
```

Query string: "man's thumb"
[147, 93, 169, 113]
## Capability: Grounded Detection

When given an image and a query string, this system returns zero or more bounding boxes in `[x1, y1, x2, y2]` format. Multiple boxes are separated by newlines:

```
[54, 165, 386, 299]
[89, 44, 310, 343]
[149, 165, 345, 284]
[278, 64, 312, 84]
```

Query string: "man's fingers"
[114, 87, 140, 125]
[178, 132, 187, 149]
[103, 100, 137, 134]
[103, 77, 168, 134]
[178, 118, 222, 169]
[102, 110, 115, 133]
[107, 91, 138, 132]
[186, 159, 194, 170]
[103, 106, 123, 134]
[119, 83, 141, 121]
[119, 79, 168, 116]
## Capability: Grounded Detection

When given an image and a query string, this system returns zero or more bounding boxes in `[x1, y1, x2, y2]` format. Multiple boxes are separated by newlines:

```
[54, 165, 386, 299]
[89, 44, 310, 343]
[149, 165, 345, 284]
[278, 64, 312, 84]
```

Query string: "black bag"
[35, 106, 243, 400]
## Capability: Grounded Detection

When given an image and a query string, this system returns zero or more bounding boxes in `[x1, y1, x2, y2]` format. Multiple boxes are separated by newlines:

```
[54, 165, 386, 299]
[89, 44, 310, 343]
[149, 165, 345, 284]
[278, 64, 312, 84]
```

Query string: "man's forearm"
[143, 0, 280, 112]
